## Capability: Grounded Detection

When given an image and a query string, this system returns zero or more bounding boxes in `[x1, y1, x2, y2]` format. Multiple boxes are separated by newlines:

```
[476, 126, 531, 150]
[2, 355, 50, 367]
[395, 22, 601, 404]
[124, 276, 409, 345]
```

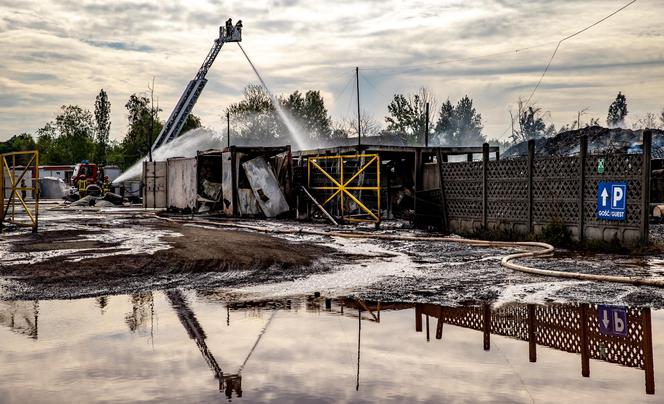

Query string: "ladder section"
[151, 20, 243, 151]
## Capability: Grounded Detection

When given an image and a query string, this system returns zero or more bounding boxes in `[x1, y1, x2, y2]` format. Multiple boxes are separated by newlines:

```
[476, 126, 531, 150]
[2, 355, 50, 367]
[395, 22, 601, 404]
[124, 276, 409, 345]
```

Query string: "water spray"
[236, 43, 307, 151]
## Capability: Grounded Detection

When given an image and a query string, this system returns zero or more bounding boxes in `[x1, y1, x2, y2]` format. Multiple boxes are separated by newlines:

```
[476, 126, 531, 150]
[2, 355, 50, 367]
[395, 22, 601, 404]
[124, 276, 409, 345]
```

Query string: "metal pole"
[148, 77, 155, 163]
[641, 129, 652, 245]
[356, 66, 361, 148]
[424, 102, 429, 147]
[227, 111, 231, 148]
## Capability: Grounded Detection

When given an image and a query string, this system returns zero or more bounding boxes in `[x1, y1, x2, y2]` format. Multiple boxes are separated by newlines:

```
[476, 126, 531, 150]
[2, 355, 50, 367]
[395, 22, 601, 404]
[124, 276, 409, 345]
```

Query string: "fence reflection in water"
[415, 302, 655, 394]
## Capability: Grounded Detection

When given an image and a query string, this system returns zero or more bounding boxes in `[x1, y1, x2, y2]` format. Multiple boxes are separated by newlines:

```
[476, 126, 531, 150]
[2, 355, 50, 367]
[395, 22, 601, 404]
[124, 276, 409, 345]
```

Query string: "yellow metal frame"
[0, 150, 39, 232]
[308, 154, 380, 223]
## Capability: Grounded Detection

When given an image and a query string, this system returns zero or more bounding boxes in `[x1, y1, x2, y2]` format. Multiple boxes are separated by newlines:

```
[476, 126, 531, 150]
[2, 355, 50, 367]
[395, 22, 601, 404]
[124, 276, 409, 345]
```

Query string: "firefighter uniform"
[78, 176, 88, 197]
[102, 177, 110, 195]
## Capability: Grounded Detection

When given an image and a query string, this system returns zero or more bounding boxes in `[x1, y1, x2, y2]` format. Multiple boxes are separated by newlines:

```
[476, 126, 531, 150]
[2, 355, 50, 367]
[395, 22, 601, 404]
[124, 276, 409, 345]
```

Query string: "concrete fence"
[422, 131, 652, 247]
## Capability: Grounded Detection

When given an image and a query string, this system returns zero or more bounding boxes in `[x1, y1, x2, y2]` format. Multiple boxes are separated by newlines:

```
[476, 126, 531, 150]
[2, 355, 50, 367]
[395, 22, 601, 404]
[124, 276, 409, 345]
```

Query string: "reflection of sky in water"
[0, 292, 663, 403]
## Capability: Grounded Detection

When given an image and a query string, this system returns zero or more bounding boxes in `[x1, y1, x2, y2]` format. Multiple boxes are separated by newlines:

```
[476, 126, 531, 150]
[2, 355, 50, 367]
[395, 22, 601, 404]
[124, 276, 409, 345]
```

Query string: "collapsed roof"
[502, 126, 664, 159]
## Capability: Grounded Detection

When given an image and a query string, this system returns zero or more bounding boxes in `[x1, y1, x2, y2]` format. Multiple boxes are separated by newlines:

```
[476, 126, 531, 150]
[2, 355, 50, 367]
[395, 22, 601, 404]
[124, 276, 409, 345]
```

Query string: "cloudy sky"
[1, 0, 663, 142]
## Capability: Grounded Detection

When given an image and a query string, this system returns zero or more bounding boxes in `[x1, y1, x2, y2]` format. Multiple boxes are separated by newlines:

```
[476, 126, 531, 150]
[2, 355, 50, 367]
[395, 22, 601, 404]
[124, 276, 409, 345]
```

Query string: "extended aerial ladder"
[151, 19, 243, 152]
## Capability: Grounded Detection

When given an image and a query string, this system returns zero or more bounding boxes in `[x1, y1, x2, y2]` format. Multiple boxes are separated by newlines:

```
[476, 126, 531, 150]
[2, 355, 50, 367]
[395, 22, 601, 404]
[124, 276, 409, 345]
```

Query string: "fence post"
[579, 136, 588, 242]
[527, 140, 535, 235]
[642, 307, 655, 394]
[0, 155, 4, 230]
[527, 304, 537, 362]
[641, 130, 652, 245]
[482, 143, 489, 229]
[482, 304, 491, 351]
[580, 304, 590, 377]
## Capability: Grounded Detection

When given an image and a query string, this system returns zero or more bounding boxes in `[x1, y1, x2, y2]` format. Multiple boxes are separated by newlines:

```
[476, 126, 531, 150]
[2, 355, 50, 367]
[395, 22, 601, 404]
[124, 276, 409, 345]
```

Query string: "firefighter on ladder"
[77, 175, 88, 198]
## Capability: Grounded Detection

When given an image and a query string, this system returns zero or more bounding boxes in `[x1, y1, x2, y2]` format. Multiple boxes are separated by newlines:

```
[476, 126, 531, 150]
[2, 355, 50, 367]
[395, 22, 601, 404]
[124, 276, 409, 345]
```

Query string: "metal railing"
[307, 154, 381, 223]
[0, 150, 39, 232]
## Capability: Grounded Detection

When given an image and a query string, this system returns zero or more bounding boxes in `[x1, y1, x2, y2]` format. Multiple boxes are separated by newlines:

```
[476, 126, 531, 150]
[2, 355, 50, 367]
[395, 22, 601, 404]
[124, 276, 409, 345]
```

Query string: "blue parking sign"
[597, 182, 627, 221]
[598, 305, 628, 337]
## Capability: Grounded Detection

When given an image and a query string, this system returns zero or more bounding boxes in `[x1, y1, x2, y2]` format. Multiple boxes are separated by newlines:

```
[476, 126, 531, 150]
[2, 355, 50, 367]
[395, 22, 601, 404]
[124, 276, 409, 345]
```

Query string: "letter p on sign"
[612, 185, 625, 209]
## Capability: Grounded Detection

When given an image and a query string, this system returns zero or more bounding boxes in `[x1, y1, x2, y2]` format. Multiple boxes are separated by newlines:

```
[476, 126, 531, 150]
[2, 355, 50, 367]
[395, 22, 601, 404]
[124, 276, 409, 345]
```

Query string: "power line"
[524, 0, 637, 106]
[329, 71, 356, 114]
[359, 72, 390, 99]
[359, 41, 557, 74]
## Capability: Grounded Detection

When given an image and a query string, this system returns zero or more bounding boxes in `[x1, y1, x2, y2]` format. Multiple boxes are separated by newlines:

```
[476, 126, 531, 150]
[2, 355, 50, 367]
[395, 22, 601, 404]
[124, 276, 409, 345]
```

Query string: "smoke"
[112, 128, 224, 184]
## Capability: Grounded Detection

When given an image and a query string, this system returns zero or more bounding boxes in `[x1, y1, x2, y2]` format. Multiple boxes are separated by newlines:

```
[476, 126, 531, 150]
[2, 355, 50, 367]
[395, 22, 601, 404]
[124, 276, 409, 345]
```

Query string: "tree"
[632, 112, 661, 130]
[180, 114, 202, 135]
[510, 99, 551, 143]
[385, 88, 436, 145]
[122, 94, 163, 167]
[0, 133, 37, 165]
[434, 96, 485, 146]
[607, 91, 628, 127]
[33, 105, 95, 164]
[94, 89, 111, 165]
[227, 84, 280, 145]
[283, 90, 332, 142]
[660, 108, 664, 128]
[334, 112, 380, 140]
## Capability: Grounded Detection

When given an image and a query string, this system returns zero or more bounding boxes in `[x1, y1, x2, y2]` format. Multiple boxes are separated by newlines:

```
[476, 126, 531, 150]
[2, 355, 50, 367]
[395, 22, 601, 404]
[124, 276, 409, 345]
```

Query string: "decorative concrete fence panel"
[436, 132, 651, 247]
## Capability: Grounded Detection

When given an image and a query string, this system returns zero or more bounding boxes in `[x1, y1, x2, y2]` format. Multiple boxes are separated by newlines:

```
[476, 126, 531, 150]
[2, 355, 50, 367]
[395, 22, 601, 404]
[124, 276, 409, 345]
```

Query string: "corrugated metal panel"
[242, 156, 289, 217]
[143, 161, 167, 208]
[221, 151, 234, 216]
[167, 157, 197, 210]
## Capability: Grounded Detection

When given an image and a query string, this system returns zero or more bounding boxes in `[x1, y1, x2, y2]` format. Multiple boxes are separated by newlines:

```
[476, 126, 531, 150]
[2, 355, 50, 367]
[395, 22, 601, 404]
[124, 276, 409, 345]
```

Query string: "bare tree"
[632, 112, 661, 130]
[335, 111, 381, 138]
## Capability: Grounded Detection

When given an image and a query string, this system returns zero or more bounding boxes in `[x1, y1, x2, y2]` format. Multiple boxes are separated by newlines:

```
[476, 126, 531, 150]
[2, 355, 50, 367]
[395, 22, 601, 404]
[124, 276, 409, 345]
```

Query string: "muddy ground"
[3, 206, 664, 306]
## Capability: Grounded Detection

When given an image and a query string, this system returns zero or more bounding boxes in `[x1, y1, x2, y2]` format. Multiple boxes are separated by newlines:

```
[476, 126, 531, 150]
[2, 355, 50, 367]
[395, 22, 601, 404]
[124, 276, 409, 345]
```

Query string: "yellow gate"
[0, 151, 40, 232]
[307, 154, 380, 223]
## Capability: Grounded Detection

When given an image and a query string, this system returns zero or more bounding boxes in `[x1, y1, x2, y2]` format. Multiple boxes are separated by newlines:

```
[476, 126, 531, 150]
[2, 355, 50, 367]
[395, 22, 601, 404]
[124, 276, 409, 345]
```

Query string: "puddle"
[0, 292, 662, 403]
[0, 226, 180, 265]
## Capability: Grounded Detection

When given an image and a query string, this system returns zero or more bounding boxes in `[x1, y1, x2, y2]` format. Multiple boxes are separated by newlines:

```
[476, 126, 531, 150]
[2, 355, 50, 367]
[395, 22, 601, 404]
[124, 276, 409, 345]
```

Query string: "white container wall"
[143, 161, 167, 209]
[167, 157, 197, 210]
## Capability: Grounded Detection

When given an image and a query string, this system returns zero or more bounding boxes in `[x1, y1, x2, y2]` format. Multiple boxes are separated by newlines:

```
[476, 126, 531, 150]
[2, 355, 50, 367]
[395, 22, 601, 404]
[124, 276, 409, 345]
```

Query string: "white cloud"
[1, 0, 663, 142]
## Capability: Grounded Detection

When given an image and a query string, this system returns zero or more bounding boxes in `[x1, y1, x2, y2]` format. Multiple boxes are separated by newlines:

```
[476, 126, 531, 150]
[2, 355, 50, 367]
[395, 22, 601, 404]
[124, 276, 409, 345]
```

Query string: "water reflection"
[166, 290, 242, 400]
[0, 300, 38, 339]
[413, 303, 655, 395]
[0, 293, 660, 402]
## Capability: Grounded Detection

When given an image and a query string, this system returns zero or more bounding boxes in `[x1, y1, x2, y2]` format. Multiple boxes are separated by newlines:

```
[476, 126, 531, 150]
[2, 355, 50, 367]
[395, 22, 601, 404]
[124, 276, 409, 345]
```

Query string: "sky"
[1, 0, 663, 143]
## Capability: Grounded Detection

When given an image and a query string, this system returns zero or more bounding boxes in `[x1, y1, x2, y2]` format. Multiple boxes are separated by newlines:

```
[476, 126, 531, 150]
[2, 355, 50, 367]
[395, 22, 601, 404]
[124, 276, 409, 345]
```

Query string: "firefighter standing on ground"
[102, 176, 110, 195]
[78, 175, 88, 198]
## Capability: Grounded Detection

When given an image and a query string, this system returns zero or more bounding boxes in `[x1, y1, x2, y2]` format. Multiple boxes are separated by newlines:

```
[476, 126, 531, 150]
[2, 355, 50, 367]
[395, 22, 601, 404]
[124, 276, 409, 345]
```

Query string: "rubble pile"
[503, 126, 664, 158]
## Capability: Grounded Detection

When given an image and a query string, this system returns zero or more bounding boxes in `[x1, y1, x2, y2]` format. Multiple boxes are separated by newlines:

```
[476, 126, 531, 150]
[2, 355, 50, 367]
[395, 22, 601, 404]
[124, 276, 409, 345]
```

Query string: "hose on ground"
[157, 216, 664, 287]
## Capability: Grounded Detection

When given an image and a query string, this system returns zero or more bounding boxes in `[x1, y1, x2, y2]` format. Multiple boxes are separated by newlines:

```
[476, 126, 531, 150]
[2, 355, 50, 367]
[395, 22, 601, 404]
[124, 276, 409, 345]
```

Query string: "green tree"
[385, 88, 436, 145]
[434, 96, 485, 146]
[105, 140, 125, 167]
[607, 91, 628, 127]
[122, 94, 163, 167]
[94, 89, 111, 165]
[227, 84, 280, 145]
[180, 114, 202, 135]
[283, 90, 332, 142]
[33, 105, 95, 164]
[0, 133, 37, 165]
[510, 99, 551, 143]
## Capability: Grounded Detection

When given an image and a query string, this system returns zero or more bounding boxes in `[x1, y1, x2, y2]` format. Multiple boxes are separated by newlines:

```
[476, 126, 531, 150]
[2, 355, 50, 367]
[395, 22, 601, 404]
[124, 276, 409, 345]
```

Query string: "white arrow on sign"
[601, 188, 609, 207]
[602, 309, 610, 328]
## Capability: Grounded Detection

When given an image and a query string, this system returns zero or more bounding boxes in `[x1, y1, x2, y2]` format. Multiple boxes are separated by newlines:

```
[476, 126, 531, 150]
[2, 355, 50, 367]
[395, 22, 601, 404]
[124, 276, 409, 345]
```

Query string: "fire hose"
[157, 216, 664, 288]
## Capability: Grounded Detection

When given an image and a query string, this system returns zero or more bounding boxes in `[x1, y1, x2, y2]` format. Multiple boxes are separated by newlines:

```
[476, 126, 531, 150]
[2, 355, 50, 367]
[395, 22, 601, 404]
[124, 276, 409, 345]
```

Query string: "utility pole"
[148, 77, 155, 162]
[356, 66, 361, 148]
[424, 102, 430, 147]
[227, 110, 231, 148]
